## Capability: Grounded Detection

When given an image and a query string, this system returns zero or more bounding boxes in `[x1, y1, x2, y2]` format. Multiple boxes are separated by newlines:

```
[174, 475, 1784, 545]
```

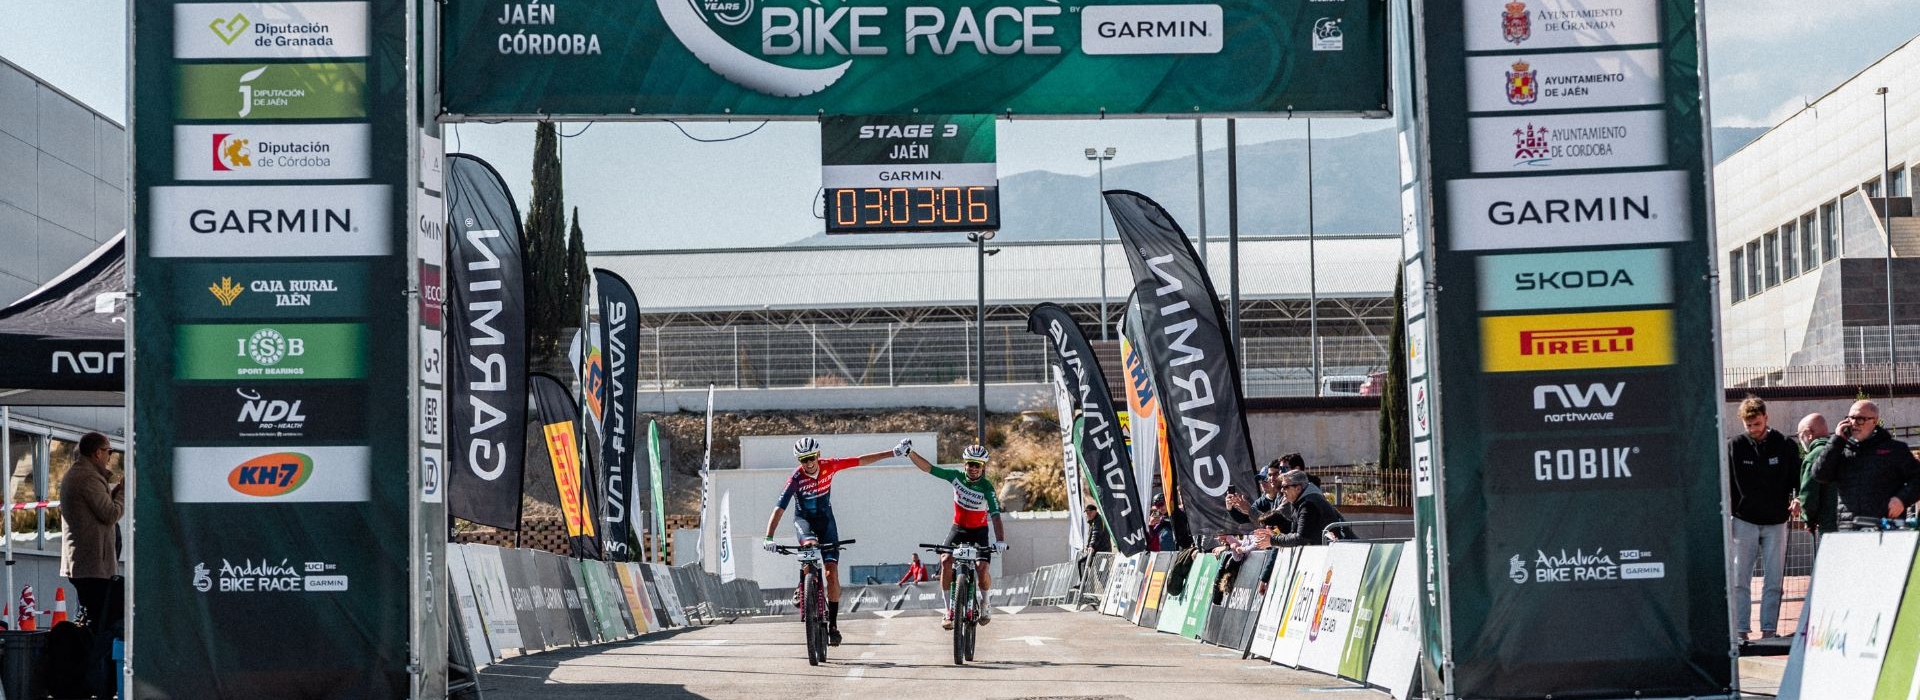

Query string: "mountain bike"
[775, 539, 853, 666]
[923, 542, 996, 665]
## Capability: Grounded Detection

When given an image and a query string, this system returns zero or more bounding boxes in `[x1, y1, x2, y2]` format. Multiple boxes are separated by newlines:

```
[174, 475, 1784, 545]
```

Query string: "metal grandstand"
[590, 235, 1401, 397]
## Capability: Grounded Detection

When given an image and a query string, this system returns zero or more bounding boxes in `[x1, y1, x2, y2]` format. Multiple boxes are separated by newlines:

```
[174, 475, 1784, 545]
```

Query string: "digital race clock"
[823, 185, 1000, 234]
[820, 115, 999, 235]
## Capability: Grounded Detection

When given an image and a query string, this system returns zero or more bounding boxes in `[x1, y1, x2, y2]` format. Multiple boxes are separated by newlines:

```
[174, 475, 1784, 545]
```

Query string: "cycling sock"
[828, 601, 839, 629]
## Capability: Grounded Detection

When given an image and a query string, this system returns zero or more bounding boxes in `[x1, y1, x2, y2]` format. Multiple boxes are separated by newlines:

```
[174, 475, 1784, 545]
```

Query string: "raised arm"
[905, 448, 935, 474]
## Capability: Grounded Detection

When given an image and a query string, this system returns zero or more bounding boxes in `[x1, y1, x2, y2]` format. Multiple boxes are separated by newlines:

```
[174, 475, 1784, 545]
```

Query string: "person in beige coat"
[59, 432, 122, 627]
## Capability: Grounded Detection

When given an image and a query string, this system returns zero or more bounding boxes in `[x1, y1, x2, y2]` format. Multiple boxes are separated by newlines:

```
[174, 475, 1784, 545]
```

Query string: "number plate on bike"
[797, 548, 823, 562]
[953, 546, 978, 560]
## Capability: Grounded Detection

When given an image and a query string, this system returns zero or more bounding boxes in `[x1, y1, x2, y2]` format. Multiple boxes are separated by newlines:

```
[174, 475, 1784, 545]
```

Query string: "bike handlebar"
[1849, 516, 1917, 531]
[773, 538, 857, 554]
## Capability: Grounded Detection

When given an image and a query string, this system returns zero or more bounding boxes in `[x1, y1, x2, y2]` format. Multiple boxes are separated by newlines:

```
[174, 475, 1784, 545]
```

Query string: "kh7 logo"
[227, 452, 314, 497]
[657, 0, 1065, 97]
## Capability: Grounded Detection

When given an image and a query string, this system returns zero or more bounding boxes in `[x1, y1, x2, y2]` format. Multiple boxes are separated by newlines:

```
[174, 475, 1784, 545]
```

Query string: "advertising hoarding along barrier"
[1364, 546, 1422, 699]
[440, 0, 1387, 118]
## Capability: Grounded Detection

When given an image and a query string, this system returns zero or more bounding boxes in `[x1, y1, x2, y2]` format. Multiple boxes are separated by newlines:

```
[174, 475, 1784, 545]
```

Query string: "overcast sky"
[3, 1, 1915, 248]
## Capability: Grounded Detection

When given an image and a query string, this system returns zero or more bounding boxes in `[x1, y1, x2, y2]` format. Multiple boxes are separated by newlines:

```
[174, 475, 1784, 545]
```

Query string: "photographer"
[1813, 400, 1920, 524]
[1227, 461, 1288, 529]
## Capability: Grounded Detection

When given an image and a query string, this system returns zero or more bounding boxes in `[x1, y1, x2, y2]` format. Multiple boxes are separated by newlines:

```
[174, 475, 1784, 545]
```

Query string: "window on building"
[1893, 167, 1909, 198]
[1781, 222, 1800, 278]
[1822, 200, 1840, 261]
[1801, 212, 1819, 269]
[1763, 231, 1780, 288]
[1866, 178, 1883, 198]
[1746, 239, 1762, 295]
[1730, 249, 1746, 302]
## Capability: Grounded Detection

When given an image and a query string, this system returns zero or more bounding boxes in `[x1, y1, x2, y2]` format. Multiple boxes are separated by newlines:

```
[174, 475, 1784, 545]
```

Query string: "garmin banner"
[446, 154, 531, 529]
[130, 0, 433, 695]
[1105, 190, 1260, 544]
[1028, 303, 1150, 555]
[533, 373, 602, 559]
[1404, 0, 1730, 696]
[594, 269, 642, 560]
[441, 0, 1387, 118]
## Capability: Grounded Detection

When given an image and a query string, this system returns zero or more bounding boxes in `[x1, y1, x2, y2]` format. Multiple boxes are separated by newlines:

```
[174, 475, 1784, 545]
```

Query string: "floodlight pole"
[971, 231, 996, 444]
[1879, 86, 1896, 393]
[1086, 147, 1117, 340]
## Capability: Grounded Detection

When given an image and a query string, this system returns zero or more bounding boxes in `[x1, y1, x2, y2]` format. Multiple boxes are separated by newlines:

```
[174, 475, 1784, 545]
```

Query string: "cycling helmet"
[793, 437, 822, 461]
[961, 444, 990, 464]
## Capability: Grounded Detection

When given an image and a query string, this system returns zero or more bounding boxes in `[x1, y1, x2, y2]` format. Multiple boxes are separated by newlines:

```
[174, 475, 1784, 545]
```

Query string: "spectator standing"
[1084, 504, 1112, 553]
[1814, 400, 1920, 523]
[1726, 396, 1800, 639]
[897, 553, 928, 585]
[1227, 461, 1288, 527]
[1145, 503, 1178, 552]
[1268, 471, 1345, 547]
[1796, 413, 1838, 536]
[59, 432, 122, 628]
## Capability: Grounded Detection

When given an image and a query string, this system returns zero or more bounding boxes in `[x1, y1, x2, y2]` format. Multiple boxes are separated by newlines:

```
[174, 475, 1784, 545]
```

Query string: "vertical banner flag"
[1405, 0, 1730, 696]
[1122, 294, 1177, 516]
[1105, 191, 1261, 544]
[718, 491, 737, 583]
[594, 270, 642, 561]
[1052, 367, 1089, 555]
[131, 0, 432, 694]
[446, 154, 530, 529]
[697, 383, 715, 566]
[649, 420, 669, 563]
[1027, 303, 1150, 555]
[532, 373, 602, 559]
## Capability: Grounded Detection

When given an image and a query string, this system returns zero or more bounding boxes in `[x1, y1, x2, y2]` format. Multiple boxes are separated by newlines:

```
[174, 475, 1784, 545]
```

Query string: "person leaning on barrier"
[1796, 413, 1839, 535]
[1727, 395, 1799, 640]
[1813, 400, 1920, 523]
[1267, 470, 1346, 547]
[1226, 461, 1287, 527]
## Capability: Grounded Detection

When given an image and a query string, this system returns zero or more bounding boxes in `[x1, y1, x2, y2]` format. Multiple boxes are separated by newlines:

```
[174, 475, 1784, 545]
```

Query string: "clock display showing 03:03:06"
[825, 186, 1001, 233]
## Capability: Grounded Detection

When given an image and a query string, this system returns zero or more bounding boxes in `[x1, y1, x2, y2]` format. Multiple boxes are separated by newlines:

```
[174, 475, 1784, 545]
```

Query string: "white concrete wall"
[1247, 409, 1382, 468]
[636, 382, 1054, 414]
[739, 433, 939, 470]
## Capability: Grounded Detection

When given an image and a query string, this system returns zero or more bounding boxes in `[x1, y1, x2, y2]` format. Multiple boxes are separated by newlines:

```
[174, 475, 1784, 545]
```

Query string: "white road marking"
[1003, 636, 1058, 647]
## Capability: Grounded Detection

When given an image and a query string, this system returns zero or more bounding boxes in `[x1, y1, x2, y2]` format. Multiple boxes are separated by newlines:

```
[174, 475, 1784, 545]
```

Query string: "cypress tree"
[524, 122, 567, 362]
[566, 207, 588, 321]
[1379, 271, 1412, 502]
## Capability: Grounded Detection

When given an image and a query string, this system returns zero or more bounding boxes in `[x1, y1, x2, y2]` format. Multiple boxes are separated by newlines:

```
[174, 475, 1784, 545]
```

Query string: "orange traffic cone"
[51, 588, 66, 626]
[18, 586, 36, 631]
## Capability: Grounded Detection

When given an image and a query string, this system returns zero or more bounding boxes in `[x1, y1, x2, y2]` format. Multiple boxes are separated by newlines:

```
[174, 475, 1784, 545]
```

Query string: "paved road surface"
[478, 608, 1393, 700]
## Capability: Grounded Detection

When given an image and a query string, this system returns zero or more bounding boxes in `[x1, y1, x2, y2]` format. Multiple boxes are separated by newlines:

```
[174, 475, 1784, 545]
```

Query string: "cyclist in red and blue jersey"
[762, 436, 908, 646]
[902, 442, 1005, 629]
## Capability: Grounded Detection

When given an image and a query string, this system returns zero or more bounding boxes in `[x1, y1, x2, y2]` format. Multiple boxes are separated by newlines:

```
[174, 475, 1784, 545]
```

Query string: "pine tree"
[524, 122, 567, 362]
[1379, 271, 1412, 501]
[566, 207, 589, 321]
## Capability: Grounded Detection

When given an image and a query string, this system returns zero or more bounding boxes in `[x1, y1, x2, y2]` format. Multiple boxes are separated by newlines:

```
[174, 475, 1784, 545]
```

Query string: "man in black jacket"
[1726, 396, 1800, 639]
[1814, 400, 1920, 524]
[1269, 471, 1346, 547]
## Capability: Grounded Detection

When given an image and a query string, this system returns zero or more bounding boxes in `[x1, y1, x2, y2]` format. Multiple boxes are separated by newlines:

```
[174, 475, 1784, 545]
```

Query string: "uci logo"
[227, 452, 314, 497]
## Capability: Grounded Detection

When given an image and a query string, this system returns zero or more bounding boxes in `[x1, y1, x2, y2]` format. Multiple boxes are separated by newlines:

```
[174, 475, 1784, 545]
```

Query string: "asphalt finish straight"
[476, 608, 1392, 700]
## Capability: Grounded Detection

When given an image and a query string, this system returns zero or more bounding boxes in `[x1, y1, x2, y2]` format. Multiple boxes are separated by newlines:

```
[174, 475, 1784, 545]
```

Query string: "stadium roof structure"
[590, 235, 1400, 314]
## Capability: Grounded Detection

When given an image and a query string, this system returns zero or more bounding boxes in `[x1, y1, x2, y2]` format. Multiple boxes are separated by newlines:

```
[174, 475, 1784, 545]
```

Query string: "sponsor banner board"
[1469, 110, 1667, 174]
[1461, 0, 1659, 53]
[1480, 309, 1674, 373]
[1412, 439, 1433, 498]
[1339, 543, 1404, 681]
[172, 384, 370, 442]
[1447, 170, 1690, 251]
[149, 184, 393, 258]
[174, 124, 371, 180]
[173, 261, 370, 319]
[1465, 49, 1662, 113]
[188, 555, 351, 594]
[176, 62, 369, 121]
[172, 445, 372, 503]
[1872, 536, 1920, 699]
[174, 2, 371, 60]
[1795, 531, 1918, 699]
[1485, 370, 1668, 431]
[1247, 548, 1298, 659]
[174, 323, 368, 380]
[1298, 543, 1369, 675]
[441, 0, 1387, 117]
[1364, 545, 1422, 697]
[1476, 248, 1672, 311]
[1271, 545, 1329, 668]
[445, 546, 495, 666]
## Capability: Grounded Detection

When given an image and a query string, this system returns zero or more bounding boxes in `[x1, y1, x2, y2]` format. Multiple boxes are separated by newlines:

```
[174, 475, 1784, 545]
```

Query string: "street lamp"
[968, 231, 1000, 444]
[1086, 146, 1118, 340]
[1879, 86, 1896, 391]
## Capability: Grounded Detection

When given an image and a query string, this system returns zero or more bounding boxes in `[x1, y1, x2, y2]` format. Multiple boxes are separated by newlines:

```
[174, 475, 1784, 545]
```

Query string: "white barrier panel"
[1248, 548, 1300, 660]
[1873, 539, 1920, 698]
[1271, 547, 1331, 667]
[447, 545, 494, 668]
[465, 544, 524, 656]
[1791, 531, 1918, 698]
[1365, 544, 1422, 699]
[614, 563, 652, 635]
[1298, 543, 1371, 674]
[1103, 554, 1144, 616]
[652, 563, 692, 627]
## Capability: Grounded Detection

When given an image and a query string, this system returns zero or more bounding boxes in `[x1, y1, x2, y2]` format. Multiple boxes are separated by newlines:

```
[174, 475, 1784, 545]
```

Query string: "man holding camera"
[1813, 400, 1920, 525]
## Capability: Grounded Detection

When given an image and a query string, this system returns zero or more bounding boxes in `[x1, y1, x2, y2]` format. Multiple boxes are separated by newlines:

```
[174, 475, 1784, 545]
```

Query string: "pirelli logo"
[1482, 310, 1673, 372]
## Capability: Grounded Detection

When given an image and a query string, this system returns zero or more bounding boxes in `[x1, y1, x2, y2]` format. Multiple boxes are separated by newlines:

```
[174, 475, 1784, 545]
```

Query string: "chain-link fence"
[632, 320, 1393, 398]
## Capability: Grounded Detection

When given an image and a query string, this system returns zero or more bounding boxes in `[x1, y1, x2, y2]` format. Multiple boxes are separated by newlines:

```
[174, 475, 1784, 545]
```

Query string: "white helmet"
[961, 444, 990, 464]
[793, 437, 822, 460]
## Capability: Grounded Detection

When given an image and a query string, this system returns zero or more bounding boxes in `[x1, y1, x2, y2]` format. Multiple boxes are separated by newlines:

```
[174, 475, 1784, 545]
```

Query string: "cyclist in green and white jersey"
[901, 442, 1005, 628]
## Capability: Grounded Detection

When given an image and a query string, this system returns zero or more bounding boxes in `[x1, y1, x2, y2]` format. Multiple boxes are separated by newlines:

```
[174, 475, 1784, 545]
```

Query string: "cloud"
[1705, 0, 1904, 44]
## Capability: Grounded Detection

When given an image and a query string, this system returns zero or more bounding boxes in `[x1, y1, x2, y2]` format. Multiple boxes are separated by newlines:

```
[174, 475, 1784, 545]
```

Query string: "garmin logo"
[190, 207, 353, 234]
[151, 185, 390, 258]
[1488, 195, 1650, 226]
[1083, 5, 1223, 55]
[1448, 171, 1689, 251]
